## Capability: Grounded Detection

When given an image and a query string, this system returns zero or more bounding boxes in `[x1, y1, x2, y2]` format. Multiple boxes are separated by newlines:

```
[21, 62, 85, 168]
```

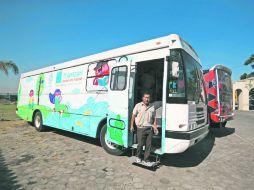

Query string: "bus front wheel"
[33, 111, 46, 132]
[100, 124, 125, 156]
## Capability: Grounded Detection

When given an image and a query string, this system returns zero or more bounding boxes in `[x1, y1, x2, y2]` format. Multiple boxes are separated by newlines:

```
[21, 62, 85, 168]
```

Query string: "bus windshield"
[217, 69, 233, 113]
[167, 49, 206, 104]
[217, 69, 232, 94]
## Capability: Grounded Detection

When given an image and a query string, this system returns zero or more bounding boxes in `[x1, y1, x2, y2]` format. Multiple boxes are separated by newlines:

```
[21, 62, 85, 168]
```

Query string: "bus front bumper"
[164, 124, 209, 154]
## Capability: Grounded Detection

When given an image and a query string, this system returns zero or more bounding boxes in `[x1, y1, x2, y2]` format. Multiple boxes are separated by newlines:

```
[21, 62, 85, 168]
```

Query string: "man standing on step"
[130, 92, 158, 166]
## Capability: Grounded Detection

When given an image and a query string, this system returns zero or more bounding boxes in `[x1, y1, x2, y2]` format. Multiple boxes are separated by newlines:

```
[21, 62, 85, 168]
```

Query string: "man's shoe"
[144, 161, 153, 167]
[136, 158, 142, 163]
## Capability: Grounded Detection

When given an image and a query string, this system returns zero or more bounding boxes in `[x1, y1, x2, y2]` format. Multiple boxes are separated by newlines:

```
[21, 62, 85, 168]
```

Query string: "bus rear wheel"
[100, 124, 125, 156]
[33, 111, 46, 132]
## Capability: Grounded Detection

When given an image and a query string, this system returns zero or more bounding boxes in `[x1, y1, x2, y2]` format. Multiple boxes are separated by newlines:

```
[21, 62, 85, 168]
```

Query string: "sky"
[0, 0, 253, 92]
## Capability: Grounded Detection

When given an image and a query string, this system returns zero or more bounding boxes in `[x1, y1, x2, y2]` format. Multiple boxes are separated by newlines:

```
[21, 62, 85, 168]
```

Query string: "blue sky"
[0, 0, 253, 92]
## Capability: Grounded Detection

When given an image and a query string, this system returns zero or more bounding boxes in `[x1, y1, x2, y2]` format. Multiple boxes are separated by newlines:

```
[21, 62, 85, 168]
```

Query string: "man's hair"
[143, 91, 150, 97]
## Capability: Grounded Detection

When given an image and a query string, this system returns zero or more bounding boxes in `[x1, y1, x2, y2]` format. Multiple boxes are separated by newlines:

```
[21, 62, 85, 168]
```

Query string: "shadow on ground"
[35, 124, 235, 168]
[161, 127, 235, 168]
[50, 128, 101, 147]
[0, 150, 22, 190]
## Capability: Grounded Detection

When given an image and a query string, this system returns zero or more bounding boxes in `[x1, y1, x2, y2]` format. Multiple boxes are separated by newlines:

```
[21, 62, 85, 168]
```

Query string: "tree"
[247, 71, 254, 78]
[240, 54, 254, 80]
[240, 73, 248, 80]
[244, 54, 254, 66]
[0, 60, 19, 75]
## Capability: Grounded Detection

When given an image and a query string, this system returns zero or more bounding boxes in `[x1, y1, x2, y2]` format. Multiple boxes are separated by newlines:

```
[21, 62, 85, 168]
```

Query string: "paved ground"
[0, 111, 254, 190]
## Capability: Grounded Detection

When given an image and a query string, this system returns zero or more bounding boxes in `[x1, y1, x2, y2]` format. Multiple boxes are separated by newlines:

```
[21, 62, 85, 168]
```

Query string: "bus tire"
[33, 111, 45, 132]
[100, 124, 125, 156]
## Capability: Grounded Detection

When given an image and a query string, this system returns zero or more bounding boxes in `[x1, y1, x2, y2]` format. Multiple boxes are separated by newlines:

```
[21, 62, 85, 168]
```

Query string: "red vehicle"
[203, 65, 234, 127]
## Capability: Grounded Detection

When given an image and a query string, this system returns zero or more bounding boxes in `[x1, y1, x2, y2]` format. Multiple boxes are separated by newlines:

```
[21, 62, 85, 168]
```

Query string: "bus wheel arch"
[33, 110, 46, 132]
[99, 123, 125, 156]
[96, 118, 107, 138]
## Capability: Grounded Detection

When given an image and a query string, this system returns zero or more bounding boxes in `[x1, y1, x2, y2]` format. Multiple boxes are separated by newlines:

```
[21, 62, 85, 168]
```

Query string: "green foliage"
[0, 60, 19, 75]
[240, 73, 248, 80]
[244, 54, 254, 65]
[240, 54, 254, 79]
[247, 72, 254, 78]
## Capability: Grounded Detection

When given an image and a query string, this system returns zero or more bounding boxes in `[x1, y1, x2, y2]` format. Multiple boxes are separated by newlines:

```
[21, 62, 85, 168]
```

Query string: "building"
[233, 77, 254, 110]
[0, 93, 17, 102]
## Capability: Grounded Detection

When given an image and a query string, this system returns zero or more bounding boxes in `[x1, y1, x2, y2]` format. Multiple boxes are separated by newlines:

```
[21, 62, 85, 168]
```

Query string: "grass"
[0, 103, 20, 121]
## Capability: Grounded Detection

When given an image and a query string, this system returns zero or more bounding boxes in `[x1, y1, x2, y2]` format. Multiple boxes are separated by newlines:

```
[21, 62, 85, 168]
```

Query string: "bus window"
[182, 53, 199, 103]
[167, 50, 186, 102]
[181, 50, 205, 103]
[199, 77, 207, 103]
[110, 66, 128, 91]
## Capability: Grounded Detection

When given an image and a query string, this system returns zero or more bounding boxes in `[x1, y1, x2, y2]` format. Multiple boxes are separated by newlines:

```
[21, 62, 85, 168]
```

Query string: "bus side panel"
[59, 94, 108, 137]
[166, 104, 189, 131]
[37, 64, 109, 137]
[37, 72, 60, 128]
[207, 70, 219, 123]
[17, 75, 39, 121]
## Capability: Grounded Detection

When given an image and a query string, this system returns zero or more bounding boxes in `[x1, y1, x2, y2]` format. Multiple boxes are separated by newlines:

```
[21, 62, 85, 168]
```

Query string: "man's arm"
[153, 111, 159, 135]
[130, 113, 135, 132]
[130, 105, 137, 132]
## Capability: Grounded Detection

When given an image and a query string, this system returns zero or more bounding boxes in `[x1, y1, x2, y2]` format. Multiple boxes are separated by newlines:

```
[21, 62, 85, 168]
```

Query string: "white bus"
[17, 34, 209, 156]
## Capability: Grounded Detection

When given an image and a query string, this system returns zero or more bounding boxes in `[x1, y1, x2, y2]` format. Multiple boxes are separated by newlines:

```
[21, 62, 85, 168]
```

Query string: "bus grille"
[188, 106, 206, 130]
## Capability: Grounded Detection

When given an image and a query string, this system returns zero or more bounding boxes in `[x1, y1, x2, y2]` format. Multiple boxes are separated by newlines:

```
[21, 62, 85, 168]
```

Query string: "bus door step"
[132, 157, 160, 171]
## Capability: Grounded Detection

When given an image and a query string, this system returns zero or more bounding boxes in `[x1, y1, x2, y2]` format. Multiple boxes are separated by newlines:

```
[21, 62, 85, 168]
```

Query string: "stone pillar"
[232, 78, 254, 111]
[233, 88, 236, 110]
[241, 88, 249, 110]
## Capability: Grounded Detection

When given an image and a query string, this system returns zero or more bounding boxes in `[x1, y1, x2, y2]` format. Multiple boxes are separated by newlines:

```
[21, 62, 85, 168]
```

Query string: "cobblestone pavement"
[0, 111, 254, 190]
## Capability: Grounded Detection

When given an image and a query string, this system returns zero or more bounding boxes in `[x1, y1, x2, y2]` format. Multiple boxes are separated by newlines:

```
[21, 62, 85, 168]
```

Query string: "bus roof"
[210, 65, 232, 75]
[21, 34, 200, 78]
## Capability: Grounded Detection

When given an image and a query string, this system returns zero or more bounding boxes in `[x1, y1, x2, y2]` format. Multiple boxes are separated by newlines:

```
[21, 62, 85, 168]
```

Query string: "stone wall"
[233, 77, 254, 110]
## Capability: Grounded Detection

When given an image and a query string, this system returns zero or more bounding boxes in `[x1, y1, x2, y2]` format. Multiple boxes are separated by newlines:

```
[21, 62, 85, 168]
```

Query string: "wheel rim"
[105, 132, 117, 150]
[35, 115, 41, 128]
